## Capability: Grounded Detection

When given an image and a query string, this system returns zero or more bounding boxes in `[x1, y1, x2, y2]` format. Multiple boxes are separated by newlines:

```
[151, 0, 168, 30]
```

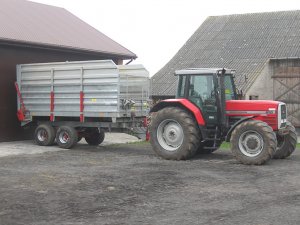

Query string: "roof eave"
[0, 38, 137, 60]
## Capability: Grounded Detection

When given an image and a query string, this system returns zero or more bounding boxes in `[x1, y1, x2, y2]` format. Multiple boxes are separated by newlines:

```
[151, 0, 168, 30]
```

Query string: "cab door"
[187, 75, 218, 125]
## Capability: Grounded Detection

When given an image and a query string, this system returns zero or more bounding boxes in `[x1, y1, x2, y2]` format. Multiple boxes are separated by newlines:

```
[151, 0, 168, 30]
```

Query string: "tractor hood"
[226, 100, 281, 114]
[225, 100, 287, 131]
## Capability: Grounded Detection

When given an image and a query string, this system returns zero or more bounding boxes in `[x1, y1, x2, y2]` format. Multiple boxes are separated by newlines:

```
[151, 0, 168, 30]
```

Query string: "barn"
[0, 0, 136, 141]
[151, 10, 300, 130]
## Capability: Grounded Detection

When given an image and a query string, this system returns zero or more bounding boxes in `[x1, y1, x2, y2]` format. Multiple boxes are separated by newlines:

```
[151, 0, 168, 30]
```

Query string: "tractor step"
[203, 147, 218, 150]
[204, 138, 221, 141]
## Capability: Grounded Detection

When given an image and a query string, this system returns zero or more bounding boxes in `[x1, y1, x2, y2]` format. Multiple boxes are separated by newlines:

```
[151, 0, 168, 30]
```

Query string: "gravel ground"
[0, 142, 299, 225]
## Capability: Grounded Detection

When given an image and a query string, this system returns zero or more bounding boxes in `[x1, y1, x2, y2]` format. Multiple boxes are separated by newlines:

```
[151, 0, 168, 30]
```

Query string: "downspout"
[126, 58, 134, 65]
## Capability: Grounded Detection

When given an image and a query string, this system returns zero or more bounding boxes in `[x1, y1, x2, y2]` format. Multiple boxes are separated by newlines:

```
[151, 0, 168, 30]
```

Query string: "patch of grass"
[220, 142, 231, 150]
[221, 142, 300, 150]
[128, 141, 149, 145]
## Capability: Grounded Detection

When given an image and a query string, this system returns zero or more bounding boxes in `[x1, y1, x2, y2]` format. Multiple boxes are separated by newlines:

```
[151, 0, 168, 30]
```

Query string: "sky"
[31, 0, 300, 76]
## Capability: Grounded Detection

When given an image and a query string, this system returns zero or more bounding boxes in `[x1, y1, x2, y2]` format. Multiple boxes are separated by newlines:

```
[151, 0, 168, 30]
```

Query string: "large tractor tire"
[149, 107, 200, 160]
[230, 120, 277, 165]
[56, 126, 78, 149]
[34, 124, 56, 146]
[273, 121, 297, 159]
[85, 128, 105, 146]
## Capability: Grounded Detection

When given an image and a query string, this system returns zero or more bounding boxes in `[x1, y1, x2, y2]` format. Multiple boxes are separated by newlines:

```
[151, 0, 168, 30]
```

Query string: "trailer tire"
[85, 128, 105, 146]
[56, 126, 78, 149]
[230, 120, 276, 165]
[34, 124, 56, 146]
[149, 107, 200, 160]
[273, 122, 297, 159]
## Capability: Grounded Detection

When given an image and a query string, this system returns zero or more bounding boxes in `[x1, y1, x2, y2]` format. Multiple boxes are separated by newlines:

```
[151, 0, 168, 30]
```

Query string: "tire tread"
[230, 120, 276, 165]
[273, 122, 297, 159]
[150, 107, 200, 160]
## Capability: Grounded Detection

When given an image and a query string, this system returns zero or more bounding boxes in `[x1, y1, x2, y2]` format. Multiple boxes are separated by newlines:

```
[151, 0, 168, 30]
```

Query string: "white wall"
[245, 61, 273, 100]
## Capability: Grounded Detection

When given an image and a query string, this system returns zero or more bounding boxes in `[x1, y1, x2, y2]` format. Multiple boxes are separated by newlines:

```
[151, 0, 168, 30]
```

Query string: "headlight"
[266, 108, 276, 114]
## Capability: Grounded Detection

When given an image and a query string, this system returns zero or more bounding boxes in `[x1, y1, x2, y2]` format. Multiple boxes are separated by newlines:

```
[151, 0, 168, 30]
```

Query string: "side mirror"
[236, 88, 244, 100]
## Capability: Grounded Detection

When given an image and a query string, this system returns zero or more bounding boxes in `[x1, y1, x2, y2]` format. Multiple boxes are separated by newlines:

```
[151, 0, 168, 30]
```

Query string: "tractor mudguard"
[225, 116, 255, 142]
[150, 99, 205, 126]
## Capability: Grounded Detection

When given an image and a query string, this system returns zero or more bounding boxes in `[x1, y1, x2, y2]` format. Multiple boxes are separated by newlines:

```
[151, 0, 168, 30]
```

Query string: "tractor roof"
[175, 68, 235, 75]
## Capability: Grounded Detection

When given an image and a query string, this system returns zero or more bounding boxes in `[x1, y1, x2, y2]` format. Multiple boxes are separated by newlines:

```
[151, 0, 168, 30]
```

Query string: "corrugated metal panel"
[152, 10, 300, 97]
[0, 0, 136, 59]
[118, 64, 150, 116]
[17, 60, 149, 119]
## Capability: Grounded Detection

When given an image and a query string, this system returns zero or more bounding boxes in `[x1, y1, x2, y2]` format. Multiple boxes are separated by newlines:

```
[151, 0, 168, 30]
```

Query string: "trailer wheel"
[85, 128, 105, 146]
[149, 107, 200, 160]
[56, 126, 78, 149]
[230, 120, 277, 165]
[34, 124, 56, 146]
[273, 122, 297, 159]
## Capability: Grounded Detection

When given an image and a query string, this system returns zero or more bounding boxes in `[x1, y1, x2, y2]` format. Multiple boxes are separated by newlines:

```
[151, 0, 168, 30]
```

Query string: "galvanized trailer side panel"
[17, 60, 149, 123]
[118, 64, 150, 117]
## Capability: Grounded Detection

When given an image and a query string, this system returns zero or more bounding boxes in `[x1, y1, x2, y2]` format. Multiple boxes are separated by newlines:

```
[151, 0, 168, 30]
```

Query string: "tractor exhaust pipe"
[218, 68, 227, 133]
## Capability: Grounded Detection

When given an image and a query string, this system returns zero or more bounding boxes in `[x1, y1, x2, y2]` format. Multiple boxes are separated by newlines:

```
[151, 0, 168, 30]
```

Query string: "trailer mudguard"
[150, 99, 205, 126]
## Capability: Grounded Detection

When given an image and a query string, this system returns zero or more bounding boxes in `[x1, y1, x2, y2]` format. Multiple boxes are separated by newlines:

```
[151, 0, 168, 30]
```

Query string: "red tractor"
[149, 68, 297, 165]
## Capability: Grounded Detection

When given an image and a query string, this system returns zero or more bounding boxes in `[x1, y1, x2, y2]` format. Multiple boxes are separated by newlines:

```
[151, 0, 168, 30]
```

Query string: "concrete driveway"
[0, 133, 140, 157]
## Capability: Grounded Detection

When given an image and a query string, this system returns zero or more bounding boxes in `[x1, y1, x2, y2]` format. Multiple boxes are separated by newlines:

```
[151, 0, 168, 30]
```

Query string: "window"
[177, 75, 186, 97]
[188, 75, 216, 109]
[189, 75, 214, 99]
[224, 75, 235, 100]
[249, 95, 259, 100]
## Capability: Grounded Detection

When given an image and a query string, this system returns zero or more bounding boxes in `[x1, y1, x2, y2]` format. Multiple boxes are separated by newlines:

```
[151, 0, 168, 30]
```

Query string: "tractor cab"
[175, 68, 237, 126]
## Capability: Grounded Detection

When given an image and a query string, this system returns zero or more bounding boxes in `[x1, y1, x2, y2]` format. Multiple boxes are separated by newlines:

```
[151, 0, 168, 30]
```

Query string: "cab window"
[188, 75, 216, 109]
[177, 75, 186, 98]
[224, 75, 236, 100]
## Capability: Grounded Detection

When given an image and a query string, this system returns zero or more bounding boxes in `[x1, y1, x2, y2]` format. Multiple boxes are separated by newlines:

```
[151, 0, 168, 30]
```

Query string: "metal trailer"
[15, 60, 150, 148]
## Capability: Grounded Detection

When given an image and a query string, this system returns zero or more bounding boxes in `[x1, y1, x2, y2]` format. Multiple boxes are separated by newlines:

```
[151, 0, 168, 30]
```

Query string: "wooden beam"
[274, 79, 300, 100]
[272, 75, 300, 78]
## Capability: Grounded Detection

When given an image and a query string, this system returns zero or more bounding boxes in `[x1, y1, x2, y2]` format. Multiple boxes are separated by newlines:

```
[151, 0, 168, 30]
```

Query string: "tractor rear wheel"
[230, 120, 277, 165]
[273, 122, 297, 159]
[149, 107, 200, 160]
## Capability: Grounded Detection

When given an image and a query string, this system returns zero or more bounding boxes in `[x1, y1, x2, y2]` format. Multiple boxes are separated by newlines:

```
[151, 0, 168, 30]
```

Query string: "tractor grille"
[281, 104, 287, 120]
[278, 103, 287, 128]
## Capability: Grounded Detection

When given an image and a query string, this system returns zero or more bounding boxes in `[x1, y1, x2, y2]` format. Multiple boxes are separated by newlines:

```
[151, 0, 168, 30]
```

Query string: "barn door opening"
[271, 58, 300, 128]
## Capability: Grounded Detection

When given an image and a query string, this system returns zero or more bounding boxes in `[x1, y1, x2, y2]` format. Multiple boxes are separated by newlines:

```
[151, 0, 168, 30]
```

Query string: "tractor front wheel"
[273, 121, 297, 159]
[230, 120, 277, 165]
[149, 107, 200, 160]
